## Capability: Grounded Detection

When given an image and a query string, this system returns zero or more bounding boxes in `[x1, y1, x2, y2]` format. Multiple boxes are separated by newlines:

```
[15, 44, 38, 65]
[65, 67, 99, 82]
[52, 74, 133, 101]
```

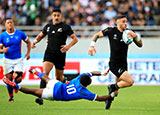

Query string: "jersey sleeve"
[21, 31, 28, 41]
[42, 24, 50, 35]
[0, 35, 3, 45]
[66, 25, 74, 36]
[81, 88, 97, 101]
[86, 72, 92, 77]
[79, 73, 92, 78]
[102, 27, 112, 36]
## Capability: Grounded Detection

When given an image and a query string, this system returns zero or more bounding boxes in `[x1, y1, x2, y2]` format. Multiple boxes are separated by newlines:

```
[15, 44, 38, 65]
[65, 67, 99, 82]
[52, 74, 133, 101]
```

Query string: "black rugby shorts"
[109, 61, 128, 78]
[43, 51, 66, 70]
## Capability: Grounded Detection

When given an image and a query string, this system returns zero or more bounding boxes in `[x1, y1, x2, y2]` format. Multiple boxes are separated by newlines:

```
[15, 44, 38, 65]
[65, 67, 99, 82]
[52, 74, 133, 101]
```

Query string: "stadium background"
[0, 0, 160, 85]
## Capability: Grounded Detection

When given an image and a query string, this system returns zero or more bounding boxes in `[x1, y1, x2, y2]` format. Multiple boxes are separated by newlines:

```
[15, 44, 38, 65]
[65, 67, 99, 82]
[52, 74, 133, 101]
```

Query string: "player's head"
[80, 74, 92, 87]
[4, 18, 15, 32]
[116, 15, 127, 31]
[51, 9, 62, 25]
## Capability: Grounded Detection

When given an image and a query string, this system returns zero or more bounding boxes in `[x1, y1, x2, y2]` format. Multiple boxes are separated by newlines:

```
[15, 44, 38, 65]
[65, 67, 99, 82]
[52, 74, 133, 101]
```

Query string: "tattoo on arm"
[92, 34, 99, 42]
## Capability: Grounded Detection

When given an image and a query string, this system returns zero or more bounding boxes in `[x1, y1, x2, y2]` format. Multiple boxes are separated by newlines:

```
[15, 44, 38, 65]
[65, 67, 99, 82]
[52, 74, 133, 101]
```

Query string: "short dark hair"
[116, 15, 127, 21]
[80, 74, 92, 87]
[53, 9, 61, 13]
[3, 18, 12, 24]
[5, 18, 12, 21]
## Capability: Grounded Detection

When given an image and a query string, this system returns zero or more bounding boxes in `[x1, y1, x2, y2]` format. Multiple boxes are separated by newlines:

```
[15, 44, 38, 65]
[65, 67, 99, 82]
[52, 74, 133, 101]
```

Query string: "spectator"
[153, 0, 160, 25]
[26, 0, 40, 25]
[0, 0, 159, 27]
[0, 5, 5, 22]
[104, 2, 117, 20]
[78, 0, 89, 8]
[52, 0, 61, 9]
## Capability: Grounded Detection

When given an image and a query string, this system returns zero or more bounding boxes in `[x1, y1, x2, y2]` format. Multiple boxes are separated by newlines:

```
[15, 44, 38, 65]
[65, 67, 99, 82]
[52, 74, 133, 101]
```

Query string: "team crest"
[15, 36, 18, 39]
[6, 38, 9, 42]
[57, 28, 62, 32]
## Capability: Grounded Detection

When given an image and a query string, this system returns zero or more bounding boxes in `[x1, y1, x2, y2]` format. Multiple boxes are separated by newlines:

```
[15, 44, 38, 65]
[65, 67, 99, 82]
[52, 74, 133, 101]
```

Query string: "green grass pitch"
[0, 85, 160, 115]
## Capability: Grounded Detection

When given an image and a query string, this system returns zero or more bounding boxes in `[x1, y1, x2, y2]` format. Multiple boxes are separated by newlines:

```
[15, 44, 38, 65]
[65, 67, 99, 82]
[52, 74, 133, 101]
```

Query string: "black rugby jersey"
[102, 27, 128, 63]
[42, 22, 74, 53]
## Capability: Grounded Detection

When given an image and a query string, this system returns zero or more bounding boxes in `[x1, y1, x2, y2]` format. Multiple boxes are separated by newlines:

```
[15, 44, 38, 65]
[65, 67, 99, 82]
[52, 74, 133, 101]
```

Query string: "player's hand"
[25, 53, 30, 60]
[103, 68, 110, 76]
[3, 47, 9, 53]
[60, 45, 70, 53]
[31, 42, 36, 49]
[114, 90, 118, 97]
[127, 30, 137, 38]
[88, 46, 96, 56]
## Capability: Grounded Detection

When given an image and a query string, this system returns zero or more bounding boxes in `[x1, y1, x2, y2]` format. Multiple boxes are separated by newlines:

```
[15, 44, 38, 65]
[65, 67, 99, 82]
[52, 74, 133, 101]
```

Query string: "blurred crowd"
[0, 0, 160, 30]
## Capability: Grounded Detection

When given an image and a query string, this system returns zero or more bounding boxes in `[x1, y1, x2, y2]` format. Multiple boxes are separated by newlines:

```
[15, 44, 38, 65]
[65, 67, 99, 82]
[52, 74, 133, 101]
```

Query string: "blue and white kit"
[0, 29, 28, 74]
[42, 73, 97, 101]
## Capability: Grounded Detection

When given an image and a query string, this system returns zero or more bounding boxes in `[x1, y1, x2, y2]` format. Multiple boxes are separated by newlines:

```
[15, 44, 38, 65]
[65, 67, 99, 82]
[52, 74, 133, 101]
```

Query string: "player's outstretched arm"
[90, 68, 110, 76]
[24, 38, 31, 60]
[31, 32, 46, 48]
[90, 71, 102, 76]
[88, 31, 104, 56]
[95, 91, 118, 101]
[19, 87, 43, 98]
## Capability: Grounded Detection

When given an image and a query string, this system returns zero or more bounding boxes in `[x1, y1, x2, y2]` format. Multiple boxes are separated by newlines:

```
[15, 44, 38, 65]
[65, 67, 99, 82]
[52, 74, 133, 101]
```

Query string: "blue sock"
[15, 84, 20, 90]
[38, 73, 45, 79]
[14, 79, 18, 84]
[7, 84, 13, 96]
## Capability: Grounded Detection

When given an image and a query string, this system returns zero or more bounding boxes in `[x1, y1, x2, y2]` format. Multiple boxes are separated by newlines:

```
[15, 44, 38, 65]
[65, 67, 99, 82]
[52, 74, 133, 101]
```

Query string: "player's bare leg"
[117, 71, 134, 88]
[41, 61, 54, 86]
[29, 69, 50, 83]
[43, 61, 54, 77]
[31, 65, 53, 105]
[55, 69, 64, 82]
[35, 61, 54, 105]
[106, 71, 134, 109]
[13, 71, 23, 93]
[20, 87, 43, 98]
[3, 78, 43, 98]
[108, 71, 134, 93]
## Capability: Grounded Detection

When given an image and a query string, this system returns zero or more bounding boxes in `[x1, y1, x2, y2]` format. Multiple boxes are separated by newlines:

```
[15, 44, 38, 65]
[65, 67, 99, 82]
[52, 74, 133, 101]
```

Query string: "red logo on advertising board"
[0, 62, 80, 80]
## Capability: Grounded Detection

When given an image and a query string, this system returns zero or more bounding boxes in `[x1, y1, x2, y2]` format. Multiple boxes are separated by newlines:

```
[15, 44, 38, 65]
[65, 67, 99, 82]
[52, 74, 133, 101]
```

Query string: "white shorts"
[41, 80, 59, 100]
[3, 57, 24, 75]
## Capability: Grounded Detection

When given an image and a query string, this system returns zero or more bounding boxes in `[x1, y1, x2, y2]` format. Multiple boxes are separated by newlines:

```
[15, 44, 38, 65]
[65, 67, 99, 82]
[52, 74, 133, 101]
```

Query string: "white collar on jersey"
[6, 29, 16, 35]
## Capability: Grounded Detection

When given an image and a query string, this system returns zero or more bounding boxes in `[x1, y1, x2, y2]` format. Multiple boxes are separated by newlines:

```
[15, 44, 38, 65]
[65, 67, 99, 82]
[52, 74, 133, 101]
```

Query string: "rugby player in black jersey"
[88, 15, 143, 109]
[31, 9, 78, 105]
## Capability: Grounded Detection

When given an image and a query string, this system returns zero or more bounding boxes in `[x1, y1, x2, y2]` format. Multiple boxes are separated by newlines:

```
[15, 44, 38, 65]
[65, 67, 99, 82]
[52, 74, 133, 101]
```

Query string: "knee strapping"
[15, 72, 23, 83]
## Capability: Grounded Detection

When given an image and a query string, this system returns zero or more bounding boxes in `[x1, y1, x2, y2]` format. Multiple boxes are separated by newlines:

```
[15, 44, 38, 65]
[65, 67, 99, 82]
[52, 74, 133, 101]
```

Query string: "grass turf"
[0, 85, 160, 115]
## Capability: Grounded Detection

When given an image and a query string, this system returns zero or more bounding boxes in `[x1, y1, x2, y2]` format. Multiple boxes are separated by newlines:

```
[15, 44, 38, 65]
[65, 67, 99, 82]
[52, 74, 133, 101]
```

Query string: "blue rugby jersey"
[0, 29, 28, 59]
[53, 73, 97, 101]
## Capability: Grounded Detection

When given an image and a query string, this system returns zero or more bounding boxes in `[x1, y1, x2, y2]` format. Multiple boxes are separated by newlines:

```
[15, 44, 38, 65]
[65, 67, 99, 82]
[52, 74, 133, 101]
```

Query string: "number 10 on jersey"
[66, 84, 77, 94]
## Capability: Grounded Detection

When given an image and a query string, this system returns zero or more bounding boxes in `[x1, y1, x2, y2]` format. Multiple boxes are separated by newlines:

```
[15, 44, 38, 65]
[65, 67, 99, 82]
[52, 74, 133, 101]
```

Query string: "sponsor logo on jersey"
[113, 34, 117, 40]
